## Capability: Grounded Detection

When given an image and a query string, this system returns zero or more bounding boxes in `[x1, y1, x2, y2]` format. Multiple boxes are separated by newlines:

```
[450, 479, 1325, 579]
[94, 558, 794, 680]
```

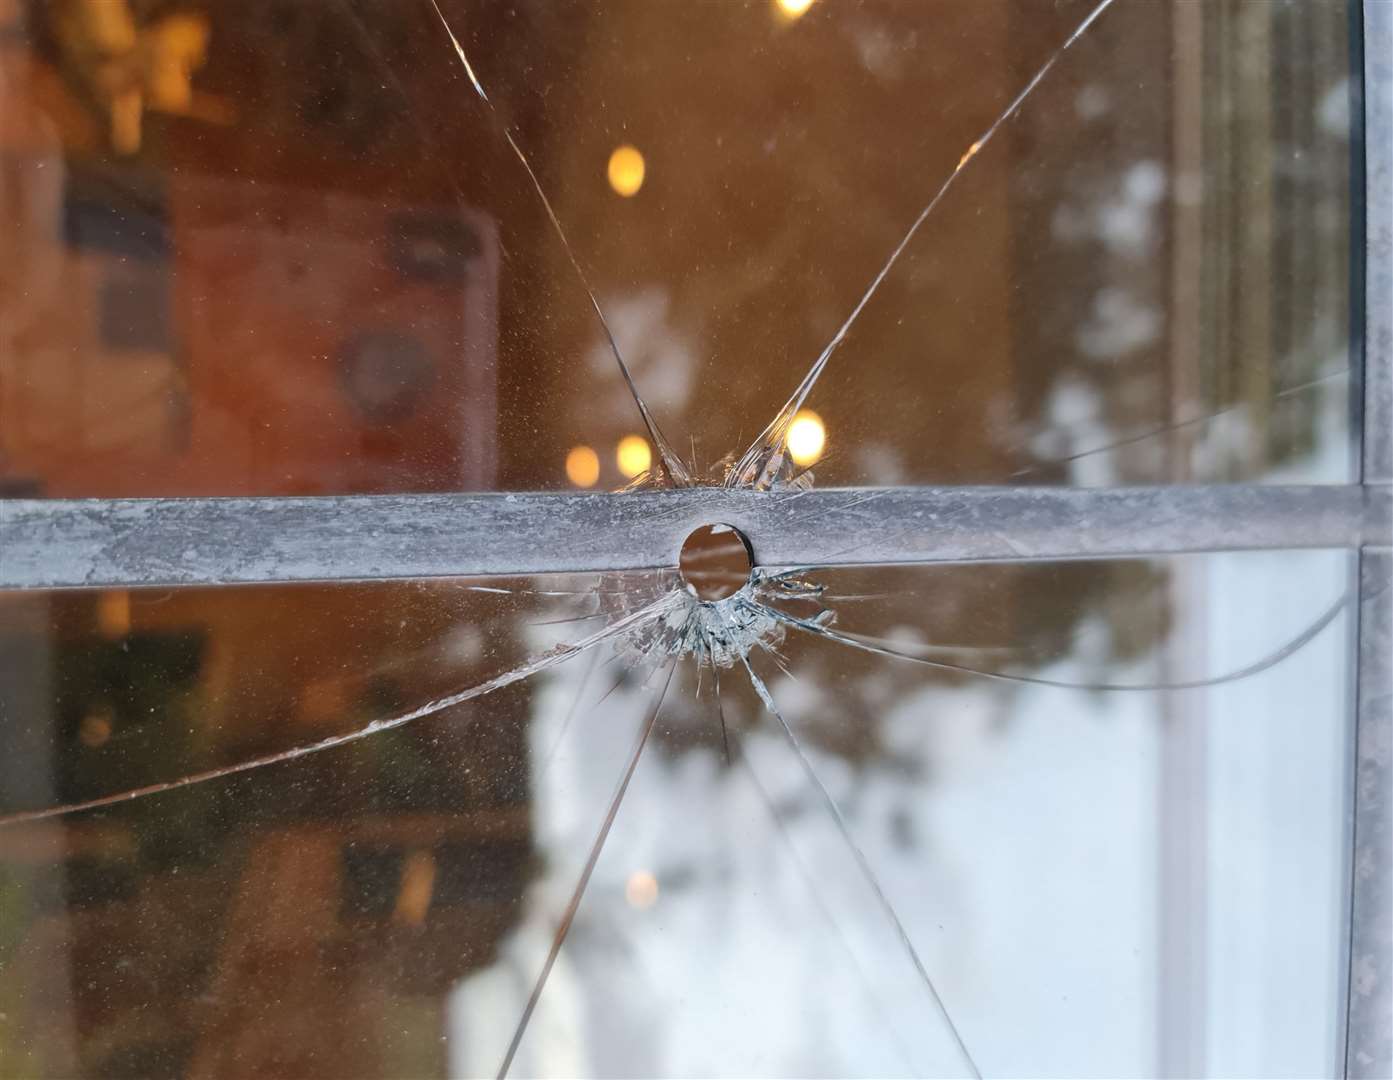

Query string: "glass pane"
[0, 0, 1355, 498]
[0, 549, 1353, 1076]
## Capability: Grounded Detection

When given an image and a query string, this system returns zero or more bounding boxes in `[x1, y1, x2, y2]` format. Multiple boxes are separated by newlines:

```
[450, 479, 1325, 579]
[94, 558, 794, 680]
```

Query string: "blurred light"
[565, 445, 601, 488]
[79, 709, 113, 749]
[57, 4, 212, 155]
[392, 850, 437, 926]
[616, 435, 652, 478]
[144, 13, 210, 113]
[297, 679, 348, 727]
[97, 590, 131, 637]
[786, 409, 826, 466]
[607, 145, 646, 197]
[775, 0, 815, 19]
[625, 870, 659, 909]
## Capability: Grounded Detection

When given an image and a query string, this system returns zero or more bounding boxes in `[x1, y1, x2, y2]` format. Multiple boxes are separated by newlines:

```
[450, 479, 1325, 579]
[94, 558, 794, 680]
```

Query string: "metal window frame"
[0, 3, 1388, 1077]
[1346, 4, 1391, 1077]
[0, 484, 1385, 589]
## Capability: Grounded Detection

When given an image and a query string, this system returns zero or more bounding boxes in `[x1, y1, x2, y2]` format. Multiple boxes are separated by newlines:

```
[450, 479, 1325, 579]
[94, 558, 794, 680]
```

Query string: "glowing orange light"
[616, 435, 652, 478]
[775, 0, 815, 19]
[392, 850, 437, 926]
[565, 445, 601, 487]
[79, 710, 113, 749]
[607, 145, 646, 197]
[97, 590, 131, 638]
[786, 409, 826, 467]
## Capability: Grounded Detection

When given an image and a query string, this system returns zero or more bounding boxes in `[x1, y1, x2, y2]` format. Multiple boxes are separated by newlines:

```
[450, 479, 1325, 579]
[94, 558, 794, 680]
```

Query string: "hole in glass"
[679, 523, 754, 601]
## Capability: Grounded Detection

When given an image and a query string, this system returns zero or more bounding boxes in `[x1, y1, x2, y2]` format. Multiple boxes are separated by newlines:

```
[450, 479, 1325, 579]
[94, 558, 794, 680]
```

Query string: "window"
[0, 2, 1388, 1077]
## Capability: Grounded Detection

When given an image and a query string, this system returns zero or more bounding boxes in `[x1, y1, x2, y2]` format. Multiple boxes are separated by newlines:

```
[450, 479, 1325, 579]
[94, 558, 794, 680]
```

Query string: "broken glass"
[0, 0, 1355, 498]
[0, 547, 1355, 1077]
[0, 1, 1366, 1077]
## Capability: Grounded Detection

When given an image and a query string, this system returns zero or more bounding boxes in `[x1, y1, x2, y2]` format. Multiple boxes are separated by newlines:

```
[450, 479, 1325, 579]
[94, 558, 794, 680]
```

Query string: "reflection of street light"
[565, 445, 600, 487]
[79, 709, 114, 748]
[97, 590, 131, 637]
[607, 145, 646, 197]
[392, 850, 436, 926]
[774, 0, 815, 20]
[616, 435, 652, 478]
[625, 870, 659, 909]
[787, 409, 826, 466]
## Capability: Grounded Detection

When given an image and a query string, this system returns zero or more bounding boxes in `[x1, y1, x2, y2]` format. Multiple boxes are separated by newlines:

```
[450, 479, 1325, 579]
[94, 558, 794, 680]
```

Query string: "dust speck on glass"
[0, 1, 1364, 1078]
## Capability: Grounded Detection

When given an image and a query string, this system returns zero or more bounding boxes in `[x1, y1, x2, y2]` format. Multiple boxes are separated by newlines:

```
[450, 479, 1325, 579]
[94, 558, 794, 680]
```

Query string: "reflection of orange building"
[178, 175, 497, 496]
[3, 0, 509, 499]
[1, 165, 498, 497]
[0, 5, 530, 1075]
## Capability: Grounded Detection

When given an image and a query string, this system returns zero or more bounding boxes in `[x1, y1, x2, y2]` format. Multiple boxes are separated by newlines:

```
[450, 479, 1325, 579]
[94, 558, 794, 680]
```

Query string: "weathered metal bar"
[1346, 5, 1392, 1077]
[1362, 0, 1392, 492]
[1, 484, 1387, 590]
[1348, 549, 1392, 1080]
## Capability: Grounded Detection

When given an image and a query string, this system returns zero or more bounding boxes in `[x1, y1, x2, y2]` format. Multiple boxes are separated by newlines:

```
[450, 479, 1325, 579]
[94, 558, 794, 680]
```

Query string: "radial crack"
[739, 655, 983, 1080]
[727, 0, 1119, 490]
[423, 0, 690, 487]
[0, 597, 673, 827]
[1009, 368, 1350, 481]
[759, 589, 1348, 692]
[728, 726, 919, 1076]
[497, 661, 677, 1079]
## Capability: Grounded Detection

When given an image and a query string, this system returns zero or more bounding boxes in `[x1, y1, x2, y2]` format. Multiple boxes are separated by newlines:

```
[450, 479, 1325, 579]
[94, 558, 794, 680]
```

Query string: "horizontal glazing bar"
[2, 484, 1389, 590]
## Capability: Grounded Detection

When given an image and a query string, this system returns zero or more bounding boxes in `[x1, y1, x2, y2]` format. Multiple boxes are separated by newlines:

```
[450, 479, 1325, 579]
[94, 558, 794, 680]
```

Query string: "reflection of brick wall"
[173, 176, 499, 496]
[0, 157, 185, 485]
[0, 161, 498, 497]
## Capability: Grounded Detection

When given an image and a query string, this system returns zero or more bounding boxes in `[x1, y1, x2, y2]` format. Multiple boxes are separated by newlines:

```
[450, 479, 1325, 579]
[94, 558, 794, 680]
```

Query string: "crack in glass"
[0, 2, 1362, 1076]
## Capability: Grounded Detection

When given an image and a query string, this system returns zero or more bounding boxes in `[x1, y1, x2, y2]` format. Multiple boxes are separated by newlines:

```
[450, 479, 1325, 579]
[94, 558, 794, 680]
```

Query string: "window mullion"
[1, 483, 1386, 590]
[1345, 4, 1392, 1075]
